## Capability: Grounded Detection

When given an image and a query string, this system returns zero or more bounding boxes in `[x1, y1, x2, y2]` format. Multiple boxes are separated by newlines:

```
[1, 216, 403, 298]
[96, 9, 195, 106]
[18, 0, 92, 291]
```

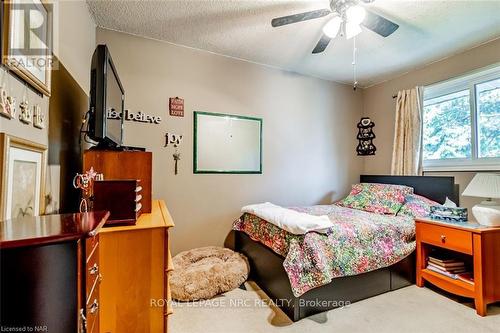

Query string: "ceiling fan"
[271, 0, 399, 54]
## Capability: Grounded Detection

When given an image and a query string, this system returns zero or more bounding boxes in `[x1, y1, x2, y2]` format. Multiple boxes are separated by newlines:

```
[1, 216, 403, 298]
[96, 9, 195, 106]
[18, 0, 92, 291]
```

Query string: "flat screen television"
[88, 44, 124, 148]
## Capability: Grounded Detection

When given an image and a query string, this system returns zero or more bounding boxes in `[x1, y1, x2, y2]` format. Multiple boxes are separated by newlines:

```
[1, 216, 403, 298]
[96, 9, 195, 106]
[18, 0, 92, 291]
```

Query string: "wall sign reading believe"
[107, 109, 162, 124]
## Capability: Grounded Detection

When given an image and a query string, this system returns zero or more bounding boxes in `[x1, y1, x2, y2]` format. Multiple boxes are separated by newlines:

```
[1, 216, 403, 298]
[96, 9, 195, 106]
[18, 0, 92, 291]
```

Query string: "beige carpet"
[170, 281, 500, 333]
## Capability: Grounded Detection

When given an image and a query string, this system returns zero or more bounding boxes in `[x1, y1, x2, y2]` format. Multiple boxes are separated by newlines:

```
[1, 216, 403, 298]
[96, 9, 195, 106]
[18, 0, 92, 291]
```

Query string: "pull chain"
[352, 36, 358, 91]
[0, 67, 5, 88]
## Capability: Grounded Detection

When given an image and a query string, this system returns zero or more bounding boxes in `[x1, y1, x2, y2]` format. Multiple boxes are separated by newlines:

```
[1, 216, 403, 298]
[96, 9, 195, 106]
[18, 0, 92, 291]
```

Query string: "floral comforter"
[233, 205, 415, 297]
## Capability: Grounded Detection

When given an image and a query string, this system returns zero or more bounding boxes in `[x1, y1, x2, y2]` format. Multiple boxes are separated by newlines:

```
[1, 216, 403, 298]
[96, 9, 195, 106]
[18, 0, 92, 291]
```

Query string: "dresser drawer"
[418, 222, 473, 254]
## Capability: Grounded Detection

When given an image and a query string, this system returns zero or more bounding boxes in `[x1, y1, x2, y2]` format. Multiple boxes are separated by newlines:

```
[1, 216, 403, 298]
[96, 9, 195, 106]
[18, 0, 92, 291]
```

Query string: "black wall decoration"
[356, 117, 376, 156]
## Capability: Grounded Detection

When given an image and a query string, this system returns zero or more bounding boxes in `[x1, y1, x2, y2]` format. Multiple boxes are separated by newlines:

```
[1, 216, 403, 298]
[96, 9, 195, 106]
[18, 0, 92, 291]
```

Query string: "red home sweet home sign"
[169, 97, 184, 117]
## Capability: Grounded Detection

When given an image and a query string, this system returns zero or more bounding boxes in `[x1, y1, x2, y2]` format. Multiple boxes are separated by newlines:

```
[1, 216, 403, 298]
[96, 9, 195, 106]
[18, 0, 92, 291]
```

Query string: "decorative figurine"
[0, 87, 16, 119]
[73, 167, 99, 212]
[33, 104, 45, 129]
[19, 99, 32, 124]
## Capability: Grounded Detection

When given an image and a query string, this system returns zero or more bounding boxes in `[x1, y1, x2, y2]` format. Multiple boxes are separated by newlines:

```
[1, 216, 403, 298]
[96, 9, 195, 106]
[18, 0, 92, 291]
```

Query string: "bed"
[234, 175, 459, 321]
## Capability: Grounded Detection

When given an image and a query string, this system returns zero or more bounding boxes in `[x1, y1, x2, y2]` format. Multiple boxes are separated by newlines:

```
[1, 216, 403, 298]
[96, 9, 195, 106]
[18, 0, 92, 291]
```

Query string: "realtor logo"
[6, 2, 53, 56]
[2, 1, 55, 76]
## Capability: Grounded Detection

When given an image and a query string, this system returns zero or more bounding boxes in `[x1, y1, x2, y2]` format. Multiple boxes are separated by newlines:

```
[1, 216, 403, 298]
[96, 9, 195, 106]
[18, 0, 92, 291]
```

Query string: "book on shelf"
[428, 257, 465, 268]
[426, 265, 473, 282]
[427, 262, 466, 273]
[426, 265, 461, 279]
[428, 257, 456, 264]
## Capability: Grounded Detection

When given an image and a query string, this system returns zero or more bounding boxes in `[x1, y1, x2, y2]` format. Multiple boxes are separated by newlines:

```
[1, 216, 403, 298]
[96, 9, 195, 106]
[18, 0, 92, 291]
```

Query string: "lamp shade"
[462, 173, 500, 199]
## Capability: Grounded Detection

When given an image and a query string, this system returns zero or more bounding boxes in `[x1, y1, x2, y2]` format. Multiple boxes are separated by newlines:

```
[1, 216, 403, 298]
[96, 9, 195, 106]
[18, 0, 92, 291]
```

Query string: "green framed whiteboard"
[193, 111, 262, 174]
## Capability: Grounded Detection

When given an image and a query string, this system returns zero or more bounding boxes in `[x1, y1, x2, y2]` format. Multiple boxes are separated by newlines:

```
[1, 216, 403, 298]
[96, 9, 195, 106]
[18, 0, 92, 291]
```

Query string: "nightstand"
[416, 218, 500, 316]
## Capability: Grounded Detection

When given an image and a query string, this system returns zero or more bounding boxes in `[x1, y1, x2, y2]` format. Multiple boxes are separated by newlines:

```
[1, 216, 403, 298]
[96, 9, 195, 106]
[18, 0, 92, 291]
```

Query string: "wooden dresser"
[0, 211, 109, 332]
[416, 218, 500, 316]
[98, 200, 174, 333]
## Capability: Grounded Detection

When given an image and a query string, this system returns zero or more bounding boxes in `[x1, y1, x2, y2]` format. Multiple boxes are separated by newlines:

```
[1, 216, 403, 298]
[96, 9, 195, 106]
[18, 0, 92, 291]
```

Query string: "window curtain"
[390, 87, 424, 176]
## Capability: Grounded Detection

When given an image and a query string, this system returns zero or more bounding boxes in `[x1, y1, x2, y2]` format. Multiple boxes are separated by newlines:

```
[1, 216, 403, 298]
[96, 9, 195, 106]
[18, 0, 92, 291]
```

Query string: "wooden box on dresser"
[83, 150, 152, 213]
[93, 179, 143, 225]
[98, 200, 175, 333]
[416, 218, 500, 316]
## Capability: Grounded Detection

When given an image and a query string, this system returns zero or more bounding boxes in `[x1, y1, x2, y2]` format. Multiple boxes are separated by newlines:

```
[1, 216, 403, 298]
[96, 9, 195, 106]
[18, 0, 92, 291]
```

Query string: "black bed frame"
[235, 175, 459, 321]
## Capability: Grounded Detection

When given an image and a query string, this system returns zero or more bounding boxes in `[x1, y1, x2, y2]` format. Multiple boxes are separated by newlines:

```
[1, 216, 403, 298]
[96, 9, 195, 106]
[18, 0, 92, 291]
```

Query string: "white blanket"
[241, 202, 332, 235]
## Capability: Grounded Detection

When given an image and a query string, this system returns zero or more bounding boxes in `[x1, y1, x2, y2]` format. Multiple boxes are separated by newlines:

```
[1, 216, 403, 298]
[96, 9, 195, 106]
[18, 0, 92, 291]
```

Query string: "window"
[423, 66, 500, 171]
[476, 78, 500, 158]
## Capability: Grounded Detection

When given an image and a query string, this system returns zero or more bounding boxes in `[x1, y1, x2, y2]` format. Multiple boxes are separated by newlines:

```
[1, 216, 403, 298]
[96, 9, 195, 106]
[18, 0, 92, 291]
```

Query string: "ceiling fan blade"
[271, 9, 331, 27]
[361, 10, 399, 37]
[312, 34, 332, 54]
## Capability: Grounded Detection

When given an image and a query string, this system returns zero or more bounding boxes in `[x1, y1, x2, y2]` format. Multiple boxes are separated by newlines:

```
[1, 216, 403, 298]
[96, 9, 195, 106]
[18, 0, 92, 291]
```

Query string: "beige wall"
[53, 0, 96, 92]
[362, 38, 500, 209]
[96, 28, 364, 254]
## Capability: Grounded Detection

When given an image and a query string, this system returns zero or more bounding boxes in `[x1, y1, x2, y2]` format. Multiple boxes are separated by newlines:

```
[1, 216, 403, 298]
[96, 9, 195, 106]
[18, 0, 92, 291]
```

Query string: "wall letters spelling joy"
[164, 133, 183, 175]
[164, 133, 183, 147]
[107, 109, 162, 124]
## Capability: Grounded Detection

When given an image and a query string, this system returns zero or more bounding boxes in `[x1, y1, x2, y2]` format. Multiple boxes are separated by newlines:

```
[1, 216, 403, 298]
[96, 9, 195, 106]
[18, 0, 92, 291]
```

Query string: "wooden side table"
[416, 218, 500, 316]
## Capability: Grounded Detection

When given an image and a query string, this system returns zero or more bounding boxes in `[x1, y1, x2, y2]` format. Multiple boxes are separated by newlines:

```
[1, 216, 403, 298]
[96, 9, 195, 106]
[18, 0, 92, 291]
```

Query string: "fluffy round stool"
[171, 246, 250, 301]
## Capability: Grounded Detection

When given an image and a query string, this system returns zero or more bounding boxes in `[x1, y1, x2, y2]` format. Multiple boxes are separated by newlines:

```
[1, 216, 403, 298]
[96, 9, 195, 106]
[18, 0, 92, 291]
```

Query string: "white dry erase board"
[193, 112, 262, 174]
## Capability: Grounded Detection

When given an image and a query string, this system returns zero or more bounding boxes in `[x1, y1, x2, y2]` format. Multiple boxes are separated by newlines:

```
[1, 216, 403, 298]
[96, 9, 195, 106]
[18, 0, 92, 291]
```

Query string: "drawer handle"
[89, 263, 99, 275]
[89, 299, 99, 314]
[441, 235, 446, 243]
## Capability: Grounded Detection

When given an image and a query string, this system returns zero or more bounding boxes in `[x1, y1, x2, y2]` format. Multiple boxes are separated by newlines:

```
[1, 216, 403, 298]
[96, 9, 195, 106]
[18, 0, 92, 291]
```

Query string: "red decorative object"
[169, 97, 184, 117]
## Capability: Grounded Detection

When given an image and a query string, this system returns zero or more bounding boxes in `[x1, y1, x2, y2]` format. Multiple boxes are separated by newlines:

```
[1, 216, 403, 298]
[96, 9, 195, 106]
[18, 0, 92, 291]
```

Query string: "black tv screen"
[89, 44, 124, 147]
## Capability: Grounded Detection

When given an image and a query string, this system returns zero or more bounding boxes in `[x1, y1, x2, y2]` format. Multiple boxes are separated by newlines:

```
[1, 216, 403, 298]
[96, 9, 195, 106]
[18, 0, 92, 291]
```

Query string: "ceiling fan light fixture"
[323, 16, 342, 38]
[345, 21, 362, 39]
[346, 5, 366, 25]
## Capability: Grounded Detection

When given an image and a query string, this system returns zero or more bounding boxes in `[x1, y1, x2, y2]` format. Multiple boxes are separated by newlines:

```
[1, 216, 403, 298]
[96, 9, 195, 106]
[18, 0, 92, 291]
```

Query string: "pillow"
[397, 194, 440, 218]
[336, 183, 414, 215]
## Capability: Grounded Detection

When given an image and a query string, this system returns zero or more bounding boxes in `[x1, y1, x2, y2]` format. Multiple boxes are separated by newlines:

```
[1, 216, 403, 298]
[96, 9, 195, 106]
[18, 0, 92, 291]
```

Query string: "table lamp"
[462, 173, 500, 226]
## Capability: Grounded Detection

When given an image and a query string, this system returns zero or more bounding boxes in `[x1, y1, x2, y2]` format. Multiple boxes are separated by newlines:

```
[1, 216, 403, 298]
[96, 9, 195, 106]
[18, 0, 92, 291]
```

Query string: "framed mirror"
[194, 111, 262, 174]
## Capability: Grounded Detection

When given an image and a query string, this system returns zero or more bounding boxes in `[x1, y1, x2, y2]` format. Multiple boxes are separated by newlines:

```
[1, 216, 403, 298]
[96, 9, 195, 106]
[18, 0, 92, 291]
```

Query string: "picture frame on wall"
[0, 133, 47, 220]
[2, 0, 52, 96]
